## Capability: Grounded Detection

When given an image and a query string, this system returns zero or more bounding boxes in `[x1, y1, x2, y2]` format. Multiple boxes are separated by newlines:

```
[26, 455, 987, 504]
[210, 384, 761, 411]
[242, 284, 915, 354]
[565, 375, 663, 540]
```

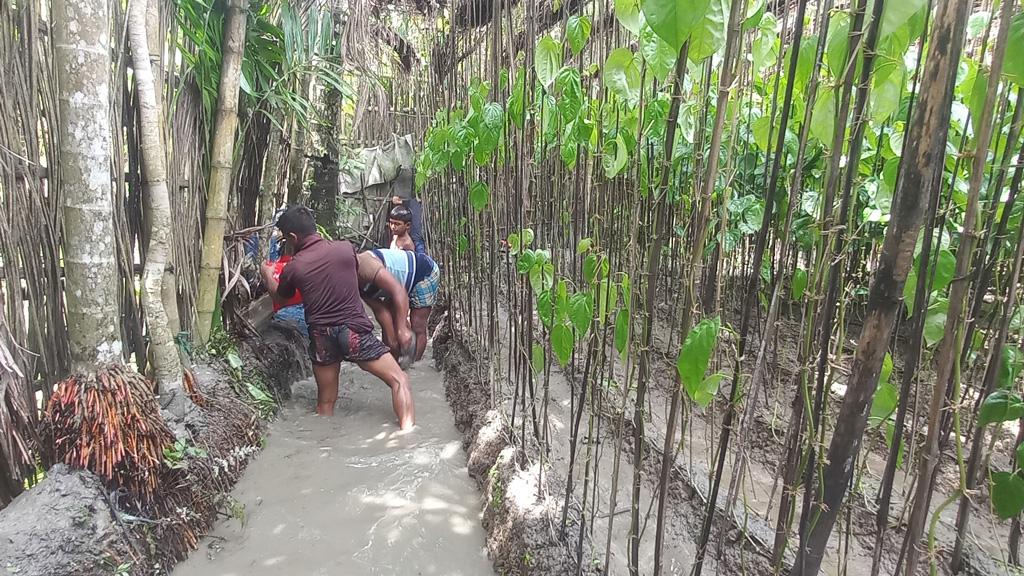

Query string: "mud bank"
[0, 320, 310, 576]
[432, 312, 593, 576]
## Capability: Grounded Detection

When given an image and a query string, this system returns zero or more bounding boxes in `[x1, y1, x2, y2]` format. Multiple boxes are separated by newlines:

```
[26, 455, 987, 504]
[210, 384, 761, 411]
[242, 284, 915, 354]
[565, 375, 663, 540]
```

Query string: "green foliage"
[687, 0, 729, 64]
[1000, 346, 1024, 390]
[175, 0, 349, 130]
[923, 299, 949, 348]
[532, 344, 545, 374]
[978, 390, 1024, 428]
[614, 309, 630, 358]
[603, 135, 630, 178]
[640, 25, 677, 82]
[791, 268, 808, 301]
[570, 293, 594, 335]
[164, 438, 208, 470]
[552, 324, 575, 365]
[641, 0, 711, 51]
[877, 0, 927, 42]
[615, 0, 643, 35]
[869, 353, 896, 426]
[677, 317, 722, 407]
[603, 49, 642, 107]
[991, 472, 1024, 519]
[567, 15, 592, 56]
[535, 35, 563, 89]
[1006, 13, 1024, 86]
[469, 181, 491, 211]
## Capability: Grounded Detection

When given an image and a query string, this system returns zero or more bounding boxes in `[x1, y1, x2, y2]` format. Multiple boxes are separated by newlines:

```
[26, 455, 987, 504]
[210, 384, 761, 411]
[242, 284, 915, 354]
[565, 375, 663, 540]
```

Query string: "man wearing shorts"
[261, 205, 414, 429]
[357, 248, 440, 362]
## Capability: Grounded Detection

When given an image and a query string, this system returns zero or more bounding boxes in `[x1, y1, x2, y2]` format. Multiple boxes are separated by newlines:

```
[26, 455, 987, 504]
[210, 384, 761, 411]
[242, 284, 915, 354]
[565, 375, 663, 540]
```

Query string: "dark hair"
[389, 205, 412, 224]
[275, 204, 316, 236]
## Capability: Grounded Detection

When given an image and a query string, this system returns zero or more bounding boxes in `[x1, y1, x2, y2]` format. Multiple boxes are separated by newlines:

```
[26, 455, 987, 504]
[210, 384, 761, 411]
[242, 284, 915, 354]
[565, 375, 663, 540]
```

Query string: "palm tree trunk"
[128, 0, 186, 414]
[53, 0, 123, 372]
[195, 0, 248, 343]
[285, 104, 309, 204]
[788, 1, 971, 574]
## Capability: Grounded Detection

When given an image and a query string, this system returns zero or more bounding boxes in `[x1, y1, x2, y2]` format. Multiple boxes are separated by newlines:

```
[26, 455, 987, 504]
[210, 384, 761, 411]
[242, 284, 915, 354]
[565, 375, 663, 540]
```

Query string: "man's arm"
[355, 253, 413, 348]
[261, 262, 295, 307]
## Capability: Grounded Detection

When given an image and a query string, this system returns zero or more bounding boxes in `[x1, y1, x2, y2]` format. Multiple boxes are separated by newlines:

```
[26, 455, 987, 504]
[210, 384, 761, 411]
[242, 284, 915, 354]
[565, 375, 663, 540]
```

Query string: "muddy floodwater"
[175, 360, 493, 576]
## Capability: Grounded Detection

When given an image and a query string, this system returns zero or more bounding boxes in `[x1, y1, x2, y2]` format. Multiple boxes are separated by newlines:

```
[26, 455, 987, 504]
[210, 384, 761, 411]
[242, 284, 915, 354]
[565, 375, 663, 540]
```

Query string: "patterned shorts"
[308, 325, 390, 366]
[410, 263, 440, 309]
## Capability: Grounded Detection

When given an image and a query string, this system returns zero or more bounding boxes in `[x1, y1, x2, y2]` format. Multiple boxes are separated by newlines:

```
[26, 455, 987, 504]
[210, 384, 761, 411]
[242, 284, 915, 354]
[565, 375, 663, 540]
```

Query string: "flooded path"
[175, 358, 493, 576]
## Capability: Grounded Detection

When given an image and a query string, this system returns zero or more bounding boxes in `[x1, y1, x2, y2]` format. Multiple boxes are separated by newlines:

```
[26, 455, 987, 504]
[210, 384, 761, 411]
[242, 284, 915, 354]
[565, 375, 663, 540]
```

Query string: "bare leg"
[367, 299, 398, 356]
[357, 354, 415, 430]
[411, 307, 431, 361]
[311, 362, 340, 416]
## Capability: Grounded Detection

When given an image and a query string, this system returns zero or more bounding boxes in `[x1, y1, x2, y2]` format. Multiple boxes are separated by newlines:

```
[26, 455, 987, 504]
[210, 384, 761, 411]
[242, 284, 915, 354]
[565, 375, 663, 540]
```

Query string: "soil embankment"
[0, 320, 310, 576]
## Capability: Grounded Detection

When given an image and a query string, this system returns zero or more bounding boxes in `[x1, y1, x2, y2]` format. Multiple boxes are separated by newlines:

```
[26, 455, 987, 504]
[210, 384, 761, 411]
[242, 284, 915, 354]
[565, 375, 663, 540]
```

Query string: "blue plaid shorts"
[409, 263, 440, 309]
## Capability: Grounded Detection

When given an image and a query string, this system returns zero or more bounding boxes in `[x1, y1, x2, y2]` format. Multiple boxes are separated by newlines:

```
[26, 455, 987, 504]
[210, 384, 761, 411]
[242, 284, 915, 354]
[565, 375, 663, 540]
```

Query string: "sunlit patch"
[449, 514, 473, 535]
[441, 440, 460, 460]
[261, 555, 287, 566]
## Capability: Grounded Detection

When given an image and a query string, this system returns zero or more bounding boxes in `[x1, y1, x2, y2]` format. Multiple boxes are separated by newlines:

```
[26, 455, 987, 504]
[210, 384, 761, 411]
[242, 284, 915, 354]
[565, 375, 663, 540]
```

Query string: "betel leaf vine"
[639, 24, 677, 83]
[603, 48, 642, 107]
[991, 472, 1024, 519]
[469, 180, 490, 211]
[978, 390, 1024, 428]
[677, 317, 723, 407]
[686, 0, 729, 64]
[567, 15, 592, 56]
[614, 0, 643, 35]
[535, 35, 563, 90]
[641, 0, 712, 51]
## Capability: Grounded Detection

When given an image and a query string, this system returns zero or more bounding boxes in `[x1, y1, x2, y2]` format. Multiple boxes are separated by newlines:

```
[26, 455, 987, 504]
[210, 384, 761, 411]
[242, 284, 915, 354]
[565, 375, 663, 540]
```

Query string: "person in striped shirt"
[357, 248, 440, 364]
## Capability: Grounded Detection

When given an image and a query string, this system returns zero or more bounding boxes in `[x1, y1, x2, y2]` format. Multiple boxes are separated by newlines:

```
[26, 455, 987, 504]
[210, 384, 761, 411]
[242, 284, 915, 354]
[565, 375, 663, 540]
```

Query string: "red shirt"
[276, 235, 373, 331]
[269, 255, 303, 311]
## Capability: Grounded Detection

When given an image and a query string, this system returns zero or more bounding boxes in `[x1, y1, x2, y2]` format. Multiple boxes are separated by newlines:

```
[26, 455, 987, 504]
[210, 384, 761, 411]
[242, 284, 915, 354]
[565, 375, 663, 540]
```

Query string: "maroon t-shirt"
[277, 235, 373, 332]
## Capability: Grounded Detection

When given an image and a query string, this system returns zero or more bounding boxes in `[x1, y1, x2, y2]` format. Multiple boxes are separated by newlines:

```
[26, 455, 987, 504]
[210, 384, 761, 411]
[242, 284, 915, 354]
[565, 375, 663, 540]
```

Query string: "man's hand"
[260, 262, 275, 283]
[398, 322, 413, 351]
[261, 261, 290, 306]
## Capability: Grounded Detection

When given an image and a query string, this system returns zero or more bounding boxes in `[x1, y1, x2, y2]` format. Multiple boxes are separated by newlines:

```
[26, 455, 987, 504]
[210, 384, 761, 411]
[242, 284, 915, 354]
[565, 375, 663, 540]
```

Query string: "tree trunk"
[129, 0, 187, 415]
[258, 125, 284, 226]
[789, 1, 971, 574]
[901, 1, 1011, 572]
[285, 76, 311, 204]
[53, 0, 124, 372]
[146, 0, 182, 340]
[195, 0, 248, 343]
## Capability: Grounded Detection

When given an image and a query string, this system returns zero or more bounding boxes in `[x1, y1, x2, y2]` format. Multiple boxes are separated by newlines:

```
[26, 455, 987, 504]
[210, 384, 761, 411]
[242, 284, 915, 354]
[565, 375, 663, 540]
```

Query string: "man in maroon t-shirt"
[260, 205, 414, 429]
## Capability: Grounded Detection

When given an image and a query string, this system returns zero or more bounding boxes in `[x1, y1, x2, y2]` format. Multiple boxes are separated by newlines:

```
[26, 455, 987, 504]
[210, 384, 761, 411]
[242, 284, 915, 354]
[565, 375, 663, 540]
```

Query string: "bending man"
[261, 205, 414, 429]
[357, 248, 439, 362]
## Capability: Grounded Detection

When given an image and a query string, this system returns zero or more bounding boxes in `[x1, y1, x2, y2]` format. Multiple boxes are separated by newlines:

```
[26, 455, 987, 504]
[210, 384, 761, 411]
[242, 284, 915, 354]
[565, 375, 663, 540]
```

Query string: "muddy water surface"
[175, 361, 493, 576]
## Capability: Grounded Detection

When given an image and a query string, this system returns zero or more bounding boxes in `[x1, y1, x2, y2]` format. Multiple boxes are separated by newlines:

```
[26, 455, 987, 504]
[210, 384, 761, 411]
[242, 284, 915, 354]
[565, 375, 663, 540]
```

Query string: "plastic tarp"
[338, 134, 416, 199]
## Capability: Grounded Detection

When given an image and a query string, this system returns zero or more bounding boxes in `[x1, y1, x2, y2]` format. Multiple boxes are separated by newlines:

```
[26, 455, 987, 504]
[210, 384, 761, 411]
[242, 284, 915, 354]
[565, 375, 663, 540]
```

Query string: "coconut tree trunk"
[788, 1, 971, 574]
[53, 0, 123, 372]
[195, 0, 248, 343]
[128, 0, 187, 414]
